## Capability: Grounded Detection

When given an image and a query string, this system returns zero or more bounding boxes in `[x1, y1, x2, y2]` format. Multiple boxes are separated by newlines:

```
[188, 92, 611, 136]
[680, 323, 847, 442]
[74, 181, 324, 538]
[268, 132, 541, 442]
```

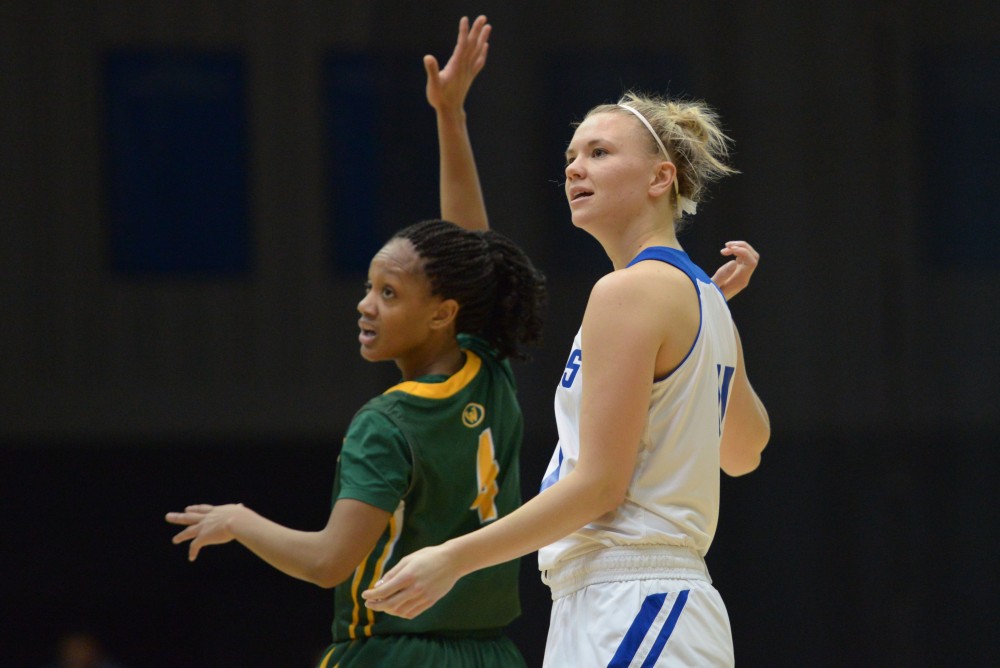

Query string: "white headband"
[618, 104, 697, 216]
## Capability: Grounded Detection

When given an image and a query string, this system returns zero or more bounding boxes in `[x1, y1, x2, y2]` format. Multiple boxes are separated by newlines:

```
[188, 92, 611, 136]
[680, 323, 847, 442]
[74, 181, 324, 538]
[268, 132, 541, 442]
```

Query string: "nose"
[565, 156, 583, 181]
[358, 291, 375, 316]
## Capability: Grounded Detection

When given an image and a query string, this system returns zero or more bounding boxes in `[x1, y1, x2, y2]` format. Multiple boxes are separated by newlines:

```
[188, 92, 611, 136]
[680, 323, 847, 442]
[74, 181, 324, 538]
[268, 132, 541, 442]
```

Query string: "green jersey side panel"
[330, 335, 523, 641]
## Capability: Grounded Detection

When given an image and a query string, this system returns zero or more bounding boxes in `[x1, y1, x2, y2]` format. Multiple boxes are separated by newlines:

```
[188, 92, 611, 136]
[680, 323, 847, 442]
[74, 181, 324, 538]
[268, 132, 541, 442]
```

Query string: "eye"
[591, 147, 608, 158]
[381, 285, 395, 299]
[362, 280, 372, 294]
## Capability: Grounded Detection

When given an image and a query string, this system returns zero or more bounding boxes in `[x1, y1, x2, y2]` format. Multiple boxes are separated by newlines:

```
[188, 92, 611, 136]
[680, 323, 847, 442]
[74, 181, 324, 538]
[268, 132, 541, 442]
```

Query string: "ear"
[648, 160, 677, 198]
[429, 298, 459, 331]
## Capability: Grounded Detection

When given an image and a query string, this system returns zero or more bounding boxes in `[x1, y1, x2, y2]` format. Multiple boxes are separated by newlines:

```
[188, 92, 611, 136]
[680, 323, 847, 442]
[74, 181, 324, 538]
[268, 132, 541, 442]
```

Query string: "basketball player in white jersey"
[365, 16, 770, 667]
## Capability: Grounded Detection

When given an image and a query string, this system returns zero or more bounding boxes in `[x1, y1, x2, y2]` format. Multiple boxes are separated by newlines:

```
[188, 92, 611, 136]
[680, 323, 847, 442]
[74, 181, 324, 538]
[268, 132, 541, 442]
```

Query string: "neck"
[600, 215, 681, 270]
[396, 337, 465, 381]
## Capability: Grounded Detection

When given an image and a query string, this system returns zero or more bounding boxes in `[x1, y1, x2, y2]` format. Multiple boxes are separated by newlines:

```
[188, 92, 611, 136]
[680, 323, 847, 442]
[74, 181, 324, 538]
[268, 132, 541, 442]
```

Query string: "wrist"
[436, 106, 468, 125]
[225, 503, 250, 537]
[442, 535, 476, 578]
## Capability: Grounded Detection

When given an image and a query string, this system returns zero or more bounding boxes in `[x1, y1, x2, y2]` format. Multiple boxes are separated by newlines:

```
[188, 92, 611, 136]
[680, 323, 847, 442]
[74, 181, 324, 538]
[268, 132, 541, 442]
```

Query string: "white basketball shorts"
[541, 546, 734, 667]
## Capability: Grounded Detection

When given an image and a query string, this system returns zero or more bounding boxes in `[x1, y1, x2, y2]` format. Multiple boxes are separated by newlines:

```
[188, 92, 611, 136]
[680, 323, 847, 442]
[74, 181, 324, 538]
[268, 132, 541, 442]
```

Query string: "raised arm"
[425, 15, 491, 230]
[166, 499, 389, 589]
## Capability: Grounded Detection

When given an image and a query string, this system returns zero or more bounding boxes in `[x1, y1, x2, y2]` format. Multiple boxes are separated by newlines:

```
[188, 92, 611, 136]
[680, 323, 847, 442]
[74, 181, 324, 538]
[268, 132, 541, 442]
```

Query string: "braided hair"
[392, 220, 547, 360]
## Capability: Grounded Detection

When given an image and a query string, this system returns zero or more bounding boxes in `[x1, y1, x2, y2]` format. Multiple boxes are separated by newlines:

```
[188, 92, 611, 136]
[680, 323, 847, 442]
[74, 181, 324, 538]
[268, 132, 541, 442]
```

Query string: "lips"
[568, 186, 593, 202]
[358, 320, 376, 345]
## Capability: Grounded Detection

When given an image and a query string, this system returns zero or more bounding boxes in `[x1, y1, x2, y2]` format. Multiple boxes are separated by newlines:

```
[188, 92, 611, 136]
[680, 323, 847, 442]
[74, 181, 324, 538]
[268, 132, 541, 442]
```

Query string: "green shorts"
[318, 633, 526, 667]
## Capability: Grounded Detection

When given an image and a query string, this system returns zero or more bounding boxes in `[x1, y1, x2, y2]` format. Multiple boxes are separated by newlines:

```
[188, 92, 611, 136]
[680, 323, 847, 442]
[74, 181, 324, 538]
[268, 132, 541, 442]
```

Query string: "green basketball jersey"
[329, 334, 523, 642]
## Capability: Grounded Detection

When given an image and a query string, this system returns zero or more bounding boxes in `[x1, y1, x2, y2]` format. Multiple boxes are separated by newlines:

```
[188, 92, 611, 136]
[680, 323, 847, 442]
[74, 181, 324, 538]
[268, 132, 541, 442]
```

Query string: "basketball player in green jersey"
[166, 219, 546, 667]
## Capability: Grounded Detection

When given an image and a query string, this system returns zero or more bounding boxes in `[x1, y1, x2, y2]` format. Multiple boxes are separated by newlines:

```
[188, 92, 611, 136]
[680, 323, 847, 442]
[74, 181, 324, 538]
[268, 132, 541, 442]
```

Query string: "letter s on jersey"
[561, 349, 582, 388]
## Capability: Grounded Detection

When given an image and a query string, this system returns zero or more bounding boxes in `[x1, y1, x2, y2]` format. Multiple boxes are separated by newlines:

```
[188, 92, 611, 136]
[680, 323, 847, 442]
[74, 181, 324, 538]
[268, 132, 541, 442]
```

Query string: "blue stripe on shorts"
[607, 589, 690, 668]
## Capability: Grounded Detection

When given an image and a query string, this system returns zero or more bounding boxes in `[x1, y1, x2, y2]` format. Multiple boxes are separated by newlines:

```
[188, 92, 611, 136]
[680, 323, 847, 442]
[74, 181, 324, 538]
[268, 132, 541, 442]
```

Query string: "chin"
[570, 214, 599, 235]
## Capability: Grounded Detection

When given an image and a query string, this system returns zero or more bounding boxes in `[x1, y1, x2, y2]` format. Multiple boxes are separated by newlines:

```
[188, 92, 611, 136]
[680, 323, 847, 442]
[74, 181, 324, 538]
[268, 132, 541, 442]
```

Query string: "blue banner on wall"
[323, 51, 437, 274]
[104, 51, 250, 276]
[917, 45, 1000, 268]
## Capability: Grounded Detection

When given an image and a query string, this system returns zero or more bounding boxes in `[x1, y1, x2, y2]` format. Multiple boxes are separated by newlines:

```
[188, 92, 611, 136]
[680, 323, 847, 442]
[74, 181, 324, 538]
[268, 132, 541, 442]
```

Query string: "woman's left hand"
[712, 240, 760, 301]
[361, 544, 461, 619]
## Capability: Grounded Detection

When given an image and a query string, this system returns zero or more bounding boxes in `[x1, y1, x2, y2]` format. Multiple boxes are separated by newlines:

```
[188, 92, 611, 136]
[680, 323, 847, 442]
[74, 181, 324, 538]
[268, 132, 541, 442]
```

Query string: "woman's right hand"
[424, 15, 491, 113]
[362, 543, 463, 619]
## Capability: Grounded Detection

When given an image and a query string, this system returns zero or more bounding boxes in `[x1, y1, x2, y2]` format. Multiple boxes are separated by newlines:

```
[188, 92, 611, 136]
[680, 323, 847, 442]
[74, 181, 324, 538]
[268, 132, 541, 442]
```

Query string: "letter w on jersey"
[717, 364, 735, 435]
[470, 428, 500, 523]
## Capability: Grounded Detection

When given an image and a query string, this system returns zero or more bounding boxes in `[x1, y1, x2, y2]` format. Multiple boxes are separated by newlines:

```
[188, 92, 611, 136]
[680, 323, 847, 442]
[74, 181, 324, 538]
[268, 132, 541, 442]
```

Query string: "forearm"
[227, 506, 341, 587]
[444, 469, 615, 577]
[720, 330, 770, 476]
[722, 377, 769, 472]
[436, 107, 489, 230]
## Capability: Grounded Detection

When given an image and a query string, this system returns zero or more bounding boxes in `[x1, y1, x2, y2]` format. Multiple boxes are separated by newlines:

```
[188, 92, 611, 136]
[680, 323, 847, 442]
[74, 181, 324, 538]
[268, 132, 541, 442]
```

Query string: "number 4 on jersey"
[470, 428, 500, 523]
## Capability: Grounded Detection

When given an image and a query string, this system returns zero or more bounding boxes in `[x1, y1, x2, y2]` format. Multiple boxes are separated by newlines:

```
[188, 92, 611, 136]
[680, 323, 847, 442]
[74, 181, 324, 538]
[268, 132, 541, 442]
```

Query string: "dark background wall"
[2, 1, 998, 666]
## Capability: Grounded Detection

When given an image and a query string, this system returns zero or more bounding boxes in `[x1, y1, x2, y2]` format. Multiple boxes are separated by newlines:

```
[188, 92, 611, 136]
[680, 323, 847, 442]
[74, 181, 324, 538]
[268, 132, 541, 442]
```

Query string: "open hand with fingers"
[361, 544, 461, 619]
[712, 240, 760, 301]
[424, 15, 491, 113]
[166, 503, 245, 562]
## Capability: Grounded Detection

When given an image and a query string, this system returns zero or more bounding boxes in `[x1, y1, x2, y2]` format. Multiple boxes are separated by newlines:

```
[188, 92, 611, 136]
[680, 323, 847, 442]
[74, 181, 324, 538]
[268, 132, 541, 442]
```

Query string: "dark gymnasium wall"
[2, 1, 998, 666]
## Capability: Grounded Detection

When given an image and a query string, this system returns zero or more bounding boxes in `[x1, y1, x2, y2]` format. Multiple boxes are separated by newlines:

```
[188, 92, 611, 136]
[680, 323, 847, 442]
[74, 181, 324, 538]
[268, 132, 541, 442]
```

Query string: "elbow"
[313, 574, 340, 590]
[311, 559, 354, 589]
[721, 428, 769, 478]
[597, 493, 626, 516]
[593, 480, 630, 516]
[313, 573, 349, 590]
[566, 470, 628, 517]
[722, 452, 761, 477]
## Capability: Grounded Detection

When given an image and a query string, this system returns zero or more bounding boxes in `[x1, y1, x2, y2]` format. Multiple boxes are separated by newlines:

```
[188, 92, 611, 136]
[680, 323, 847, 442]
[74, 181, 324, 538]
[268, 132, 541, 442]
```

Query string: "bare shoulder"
[589, 260, 696, 314]
[586, 261, 700, 374]
[586, 262, 697, 339]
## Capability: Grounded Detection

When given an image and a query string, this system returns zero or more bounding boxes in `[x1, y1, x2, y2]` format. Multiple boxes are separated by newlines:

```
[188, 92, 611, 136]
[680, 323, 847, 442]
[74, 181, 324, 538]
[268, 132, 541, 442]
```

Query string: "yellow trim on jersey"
[348, 545, 370, 638]
[348, 504, 404, 639]
[382, 350, 482, 399]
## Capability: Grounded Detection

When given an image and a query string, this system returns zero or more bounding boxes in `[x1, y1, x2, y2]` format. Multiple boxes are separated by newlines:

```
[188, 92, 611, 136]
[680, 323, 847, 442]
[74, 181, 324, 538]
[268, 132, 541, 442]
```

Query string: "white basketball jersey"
[538, 247, 738, 571]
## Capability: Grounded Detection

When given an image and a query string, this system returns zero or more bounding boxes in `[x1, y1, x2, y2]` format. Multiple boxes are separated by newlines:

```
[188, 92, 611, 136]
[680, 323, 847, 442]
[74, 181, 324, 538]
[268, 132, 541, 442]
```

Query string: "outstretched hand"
[424, 15, 491, 113]
[361, 544, 461, 619]
[712, 241, 760, 301]
[166, 503, 244, 562]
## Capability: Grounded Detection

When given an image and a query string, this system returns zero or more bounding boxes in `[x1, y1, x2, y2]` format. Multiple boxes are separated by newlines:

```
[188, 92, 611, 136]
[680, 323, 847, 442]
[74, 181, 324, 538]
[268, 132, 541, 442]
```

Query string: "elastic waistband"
[541, 545, 710, 600]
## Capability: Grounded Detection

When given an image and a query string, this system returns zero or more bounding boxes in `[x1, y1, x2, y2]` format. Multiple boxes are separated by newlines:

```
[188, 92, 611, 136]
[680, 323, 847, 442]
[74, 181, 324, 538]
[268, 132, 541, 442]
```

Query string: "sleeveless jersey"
[330, 334, 522, 641]
[538, 247, 738, 571]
